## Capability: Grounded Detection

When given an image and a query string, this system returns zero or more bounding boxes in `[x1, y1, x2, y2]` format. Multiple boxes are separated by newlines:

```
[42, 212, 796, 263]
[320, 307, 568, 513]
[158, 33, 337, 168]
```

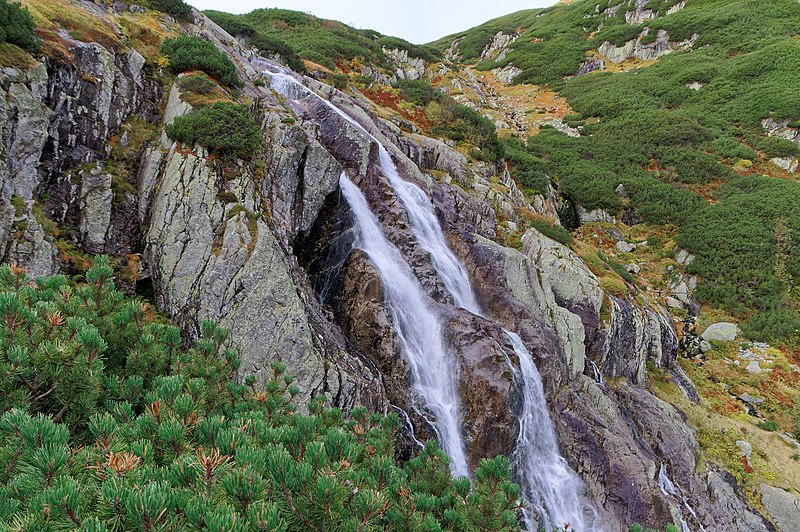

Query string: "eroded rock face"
[382, 48, 425, 81]
[143, 116, 384, 414]
[441, 307, 516, 469]
[598, 29, 698, 64]
[78, 165, 113, 253]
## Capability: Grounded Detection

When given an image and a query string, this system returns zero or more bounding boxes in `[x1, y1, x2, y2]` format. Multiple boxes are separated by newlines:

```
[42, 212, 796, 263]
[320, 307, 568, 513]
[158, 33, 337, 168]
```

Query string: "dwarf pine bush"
[165, 102, 262, 159]
[161, 35, 242, 87]
[0, 0, 39, 53]
[0, 258, 521, 530]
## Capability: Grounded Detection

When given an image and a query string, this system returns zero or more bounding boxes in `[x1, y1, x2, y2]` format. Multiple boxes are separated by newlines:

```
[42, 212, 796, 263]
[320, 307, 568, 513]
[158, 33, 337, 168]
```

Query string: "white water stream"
[658, 463, 705, 532]
[267, 67, 597, 527]
[506, 332, 598, 531]
[339, 173, 470, 476]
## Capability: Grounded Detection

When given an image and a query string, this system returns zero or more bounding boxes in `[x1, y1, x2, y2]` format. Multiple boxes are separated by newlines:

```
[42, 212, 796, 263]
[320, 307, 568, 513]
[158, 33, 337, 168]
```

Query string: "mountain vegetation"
[430, 0, 800, 342]
[0, 0, 39, 53]
[204, 8, 440, 72]
[0, 260, 520, 530]
[2, 0, 800, 529]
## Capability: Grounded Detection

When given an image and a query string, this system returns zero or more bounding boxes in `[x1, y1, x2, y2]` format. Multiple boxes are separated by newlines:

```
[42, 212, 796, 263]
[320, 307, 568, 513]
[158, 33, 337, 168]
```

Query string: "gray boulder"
[702, 322, 739, 342]
[760, 484, 800, 532]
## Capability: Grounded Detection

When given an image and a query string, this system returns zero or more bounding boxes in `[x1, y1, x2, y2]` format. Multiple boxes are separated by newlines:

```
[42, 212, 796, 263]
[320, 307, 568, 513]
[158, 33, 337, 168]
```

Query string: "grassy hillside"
[205, 8, 440, 72]
[431, 0, 800, 342]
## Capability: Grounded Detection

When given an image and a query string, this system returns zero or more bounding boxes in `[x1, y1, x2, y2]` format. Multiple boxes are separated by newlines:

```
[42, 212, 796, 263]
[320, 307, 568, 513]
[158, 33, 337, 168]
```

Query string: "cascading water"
[506, 331, 598, 531]
[658, 464, 705, 532]
[269, 67, 481, 315]
[376, 147, 482, 314]
[268, 68, 470, 477]
[589, 360, 606, 386]
[339, 172, 470, 477]
[267, 67, 598, 526]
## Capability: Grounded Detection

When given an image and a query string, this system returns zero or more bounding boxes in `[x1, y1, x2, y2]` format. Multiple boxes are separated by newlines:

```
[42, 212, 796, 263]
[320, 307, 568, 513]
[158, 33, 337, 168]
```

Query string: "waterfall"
[267, 68, 598, 525]
[658, 463, 705, 532]
[376, 147, 482, 314]
[506, 331, 598, 531]
[269, 67, 481, 314]
[589, 360, 606, 386]
[339, 172, 470, 477]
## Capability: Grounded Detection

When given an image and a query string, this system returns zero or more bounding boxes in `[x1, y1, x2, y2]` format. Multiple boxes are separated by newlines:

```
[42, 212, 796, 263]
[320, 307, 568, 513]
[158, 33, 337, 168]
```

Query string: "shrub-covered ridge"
[0, 259, 521, 530]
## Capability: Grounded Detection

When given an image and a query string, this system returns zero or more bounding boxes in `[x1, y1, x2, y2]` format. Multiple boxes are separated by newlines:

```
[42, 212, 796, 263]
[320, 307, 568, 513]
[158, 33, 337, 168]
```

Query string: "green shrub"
[394, 78, 443, 107]
[204, 10, 307, 73]
[161, 35, 242, 87]
[178, 73, 218, 94]
[713, 137, 756, 160]
[330, 72, 348, 90]
[205, 8, 438, 73]
[0, 260, 521, 530]
[430, 99, 504, 162]
[678, 176, 800, 334]
[149, 0, 192, 20]
[166, 102, 262, 158]
[0, 0, 39, 53]
[530, 219, 573, 246]
[757, 420, 779, 431]
[742, 308, 800, 342]
[756, 135, 800, 159]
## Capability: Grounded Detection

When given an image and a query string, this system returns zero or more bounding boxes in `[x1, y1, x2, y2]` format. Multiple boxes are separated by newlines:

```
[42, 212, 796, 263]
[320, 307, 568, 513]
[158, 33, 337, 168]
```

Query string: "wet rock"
[555, 377, 675, 530]
[442, 307, 517, 470]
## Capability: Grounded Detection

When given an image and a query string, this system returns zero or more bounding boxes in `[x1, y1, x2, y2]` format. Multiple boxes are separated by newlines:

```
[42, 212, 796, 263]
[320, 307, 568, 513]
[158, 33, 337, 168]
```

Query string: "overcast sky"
[190, 1, 559, 44]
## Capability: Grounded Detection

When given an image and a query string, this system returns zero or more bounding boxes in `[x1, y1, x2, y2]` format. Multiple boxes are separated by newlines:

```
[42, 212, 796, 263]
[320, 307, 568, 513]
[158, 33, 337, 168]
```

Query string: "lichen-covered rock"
[492, 64, 523, 84]
[523, 229, 604, 344]
[760, 484, 800, 531]
[382, 48, 425, 80]
[598, 29, 698, 64]
[702, 322, 739, 342]
[78, 165, 113, 253]
[4, 214, 60, 278]
[480, 32, 520, 61]
[705, 470, 772, 531]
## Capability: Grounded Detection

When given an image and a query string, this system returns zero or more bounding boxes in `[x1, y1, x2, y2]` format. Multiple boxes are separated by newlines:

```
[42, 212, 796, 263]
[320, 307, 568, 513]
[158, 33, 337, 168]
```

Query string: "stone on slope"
[702, 322, 739, 342]
[760, 484, 800, 532]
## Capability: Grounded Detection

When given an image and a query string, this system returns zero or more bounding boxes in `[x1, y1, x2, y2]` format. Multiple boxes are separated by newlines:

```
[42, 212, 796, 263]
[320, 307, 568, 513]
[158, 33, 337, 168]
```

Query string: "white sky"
[189, 1, 559, 44]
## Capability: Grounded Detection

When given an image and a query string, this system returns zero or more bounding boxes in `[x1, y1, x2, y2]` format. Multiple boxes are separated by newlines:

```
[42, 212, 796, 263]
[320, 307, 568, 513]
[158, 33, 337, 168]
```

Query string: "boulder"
[702, 322, 738, 342]
[760, 484, 800, 532]
[616, 241, 636, 253]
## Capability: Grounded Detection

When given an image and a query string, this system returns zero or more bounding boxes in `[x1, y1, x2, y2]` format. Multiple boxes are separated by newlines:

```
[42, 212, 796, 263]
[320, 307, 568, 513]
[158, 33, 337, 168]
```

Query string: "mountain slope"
[0, 0, 799, 530]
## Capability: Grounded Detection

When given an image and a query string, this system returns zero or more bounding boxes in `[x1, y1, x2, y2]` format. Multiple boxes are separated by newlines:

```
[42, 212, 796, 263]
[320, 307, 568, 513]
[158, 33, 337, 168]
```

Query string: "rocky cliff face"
[0, 2, 783, 530]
